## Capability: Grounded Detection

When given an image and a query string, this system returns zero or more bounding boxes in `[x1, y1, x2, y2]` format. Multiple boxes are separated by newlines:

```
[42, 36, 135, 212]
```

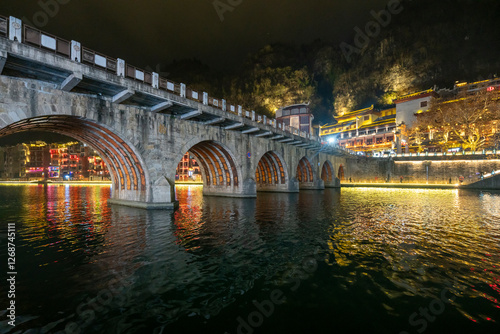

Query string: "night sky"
[0, 0, 389, 70]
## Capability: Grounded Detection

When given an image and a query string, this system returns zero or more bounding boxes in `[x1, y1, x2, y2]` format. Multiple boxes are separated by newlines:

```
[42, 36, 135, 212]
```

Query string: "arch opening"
[338, 164, 345, 181]
[255, 151, 288, 192]
[177, 140, 243, 197]
[296, 156, 314, 185]
[0, 115, 150, 203]
[321, 161, 333, 183]
[321, 160, 339, 188]
[175, 152, 202, 183]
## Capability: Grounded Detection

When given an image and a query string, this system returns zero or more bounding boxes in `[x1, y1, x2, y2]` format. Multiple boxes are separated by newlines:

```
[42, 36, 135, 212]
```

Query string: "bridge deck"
[0, 15, 365, 155]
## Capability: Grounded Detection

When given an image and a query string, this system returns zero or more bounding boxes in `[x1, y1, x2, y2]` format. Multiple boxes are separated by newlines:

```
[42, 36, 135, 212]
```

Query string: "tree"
[423, 89, 500, 151]
[407, 125, 428, 152]
[412, 98, 455, 151]
[227, 64, 315, 117]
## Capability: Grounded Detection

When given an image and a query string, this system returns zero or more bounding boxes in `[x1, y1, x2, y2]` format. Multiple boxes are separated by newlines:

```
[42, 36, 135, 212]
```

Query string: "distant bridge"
[0, 16, 355, 208]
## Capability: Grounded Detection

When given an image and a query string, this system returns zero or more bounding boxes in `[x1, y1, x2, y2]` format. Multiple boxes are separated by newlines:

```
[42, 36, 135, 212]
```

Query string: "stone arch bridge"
[0, 16, 357, 208]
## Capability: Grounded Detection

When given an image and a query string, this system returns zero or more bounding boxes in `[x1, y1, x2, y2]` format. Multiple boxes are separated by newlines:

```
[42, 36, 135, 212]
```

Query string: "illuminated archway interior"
[175, 152, 202, 182]
[338, 164, 345, 180]
[255, 151, 287, 187]
[296, 157, 313, 183]
[187, 141, 238, 187]
[0, 116, 148, 201]
[321, 161, 334, 183]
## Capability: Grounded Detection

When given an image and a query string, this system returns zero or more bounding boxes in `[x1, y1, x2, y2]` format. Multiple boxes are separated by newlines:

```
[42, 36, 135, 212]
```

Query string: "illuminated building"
[175, 153, 201, 182]
[0, 144, 27, 179]
[0, 141, 109, 181]
[87, 154, 108, 181]
[394, 89, 439, 128]
[275, 103, 314, 134]
[454, 78, 500, 93]
[24, 141, 51, 179]
[320, 89, 443, 154]
[408, 80, 500, 152]
[55, 142, 87, 180]
[50, 142, 109, 181]
[320, 105, 397, 154]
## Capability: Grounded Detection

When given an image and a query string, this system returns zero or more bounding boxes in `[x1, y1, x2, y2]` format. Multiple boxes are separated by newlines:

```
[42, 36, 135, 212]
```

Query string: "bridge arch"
[338, 164, 345, 181]
[255, 151, 290, 192]
[0, 115, 151, 203]
[296, 156, 315, 189]
[321, 160, 339, 188]
[321, 160, 333, 183]
[176, 140, 243, 197]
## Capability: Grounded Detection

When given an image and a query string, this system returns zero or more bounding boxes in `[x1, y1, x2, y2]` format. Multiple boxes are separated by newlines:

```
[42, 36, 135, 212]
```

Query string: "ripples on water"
[0, 185, 499, 333]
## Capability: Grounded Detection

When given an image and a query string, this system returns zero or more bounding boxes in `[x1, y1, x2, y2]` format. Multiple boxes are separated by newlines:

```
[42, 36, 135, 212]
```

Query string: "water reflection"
[0, 186, 499, 333]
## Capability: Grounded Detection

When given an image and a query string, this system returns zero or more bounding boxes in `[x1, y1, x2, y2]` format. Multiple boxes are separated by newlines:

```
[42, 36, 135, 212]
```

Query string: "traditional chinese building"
[275, 103, 314, 134]
[24, 141, 51, 179]
[0, 141, 109, 181]
[454, 78, 500, 93]
[175, 152, 201, 182]
[319, 105, 397, 154]
[50, 142, 109, 180]
[394, 89, 439, 128]
[0, 144, 27, 179]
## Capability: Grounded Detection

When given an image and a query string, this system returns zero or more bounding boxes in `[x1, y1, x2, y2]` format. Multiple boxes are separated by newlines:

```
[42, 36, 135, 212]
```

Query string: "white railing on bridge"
[0, 15, 318, 145]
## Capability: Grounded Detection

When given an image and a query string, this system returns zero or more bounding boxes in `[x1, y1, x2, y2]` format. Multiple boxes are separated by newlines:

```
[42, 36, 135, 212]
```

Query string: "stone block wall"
[344, 155, 500, 186]
[392, 158, 500, 184]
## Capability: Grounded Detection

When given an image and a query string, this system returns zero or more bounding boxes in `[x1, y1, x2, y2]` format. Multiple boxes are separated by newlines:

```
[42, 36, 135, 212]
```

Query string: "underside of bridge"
[255, 151, 294, 192]
[296, 156, 324, 190]
[186, 140, 247, 197]
[338, 164, 345, 181]
[0, 115, 177, 208]
[321, 160, 340, 188]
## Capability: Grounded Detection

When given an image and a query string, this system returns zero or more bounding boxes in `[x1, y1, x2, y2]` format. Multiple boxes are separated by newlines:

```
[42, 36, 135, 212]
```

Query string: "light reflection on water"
[0, 185, 499, 333]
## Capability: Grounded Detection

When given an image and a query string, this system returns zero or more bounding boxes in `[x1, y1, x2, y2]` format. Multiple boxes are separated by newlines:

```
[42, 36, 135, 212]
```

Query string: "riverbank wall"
[343, 154, 500, 188]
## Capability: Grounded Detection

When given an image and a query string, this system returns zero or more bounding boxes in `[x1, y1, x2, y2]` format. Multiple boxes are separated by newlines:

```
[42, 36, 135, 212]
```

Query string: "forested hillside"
[164, 0, 500, 124]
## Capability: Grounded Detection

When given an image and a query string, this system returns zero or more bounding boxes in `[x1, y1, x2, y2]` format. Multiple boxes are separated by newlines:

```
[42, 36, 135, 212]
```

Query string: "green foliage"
[162, 0, 499, 125]
[332, 0, 500, 113]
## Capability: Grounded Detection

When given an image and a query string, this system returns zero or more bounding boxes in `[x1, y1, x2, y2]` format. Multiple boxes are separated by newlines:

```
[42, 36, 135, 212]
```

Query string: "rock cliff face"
[332, 0, 500, 115]
[165, 0, 500, 124]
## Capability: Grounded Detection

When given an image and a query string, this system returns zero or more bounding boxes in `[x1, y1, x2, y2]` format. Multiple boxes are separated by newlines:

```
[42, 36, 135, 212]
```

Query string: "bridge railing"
[81, 47, 118, 73]
[186, 88, 200, 102]
[207, 96, 220, 108]
[0, 15, 319, 145]
[159, 77, 176, 93]
[125, 63, 153, 84]
[23, 25, 71, 58]
[0, 16, 7, 38]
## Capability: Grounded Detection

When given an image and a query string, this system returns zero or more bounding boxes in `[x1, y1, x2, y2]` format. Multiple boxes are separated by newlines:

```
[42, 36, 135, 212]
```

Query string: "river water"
[0, 185, 499, 334]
